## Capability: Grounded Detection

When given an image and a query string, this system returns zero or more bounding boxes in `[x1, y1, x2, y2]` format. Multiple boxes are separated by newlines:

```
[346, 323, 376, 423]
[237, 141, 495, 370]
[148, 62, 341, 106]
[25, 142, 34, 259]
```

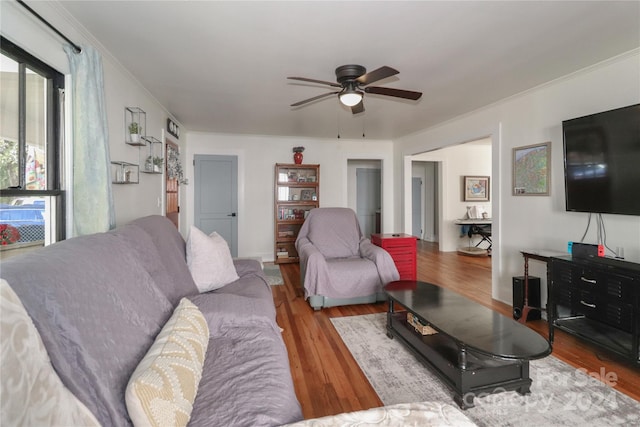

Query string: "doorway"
[409, 139, 491, 252]
[356, 168, 381, 237]
[412, 161, 438, 242]
[193, 154, 238, 256]
[165, 141, 180, 228]
[411, 177, 422, 238]
[406, 135, 497, 299]
[348, 160, 382, 237]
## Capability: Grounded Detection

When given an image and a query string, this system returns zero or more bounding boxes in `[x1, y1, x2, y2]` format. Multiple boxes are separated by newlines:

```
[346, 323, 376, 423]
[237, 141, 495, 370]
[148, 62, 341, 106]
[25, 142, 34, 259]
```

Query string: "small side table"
[519, 249, 566, 325]
[371, 233, 417, 280]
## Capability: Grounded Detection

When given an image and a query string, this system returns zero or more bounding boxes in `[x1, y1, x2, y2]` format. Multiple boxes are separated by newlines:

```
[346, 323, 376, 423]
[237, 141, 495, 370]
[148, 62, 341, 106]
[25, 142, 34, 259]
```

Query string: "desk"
[455, 219, 492, 253]
[519, 249, 566, 325]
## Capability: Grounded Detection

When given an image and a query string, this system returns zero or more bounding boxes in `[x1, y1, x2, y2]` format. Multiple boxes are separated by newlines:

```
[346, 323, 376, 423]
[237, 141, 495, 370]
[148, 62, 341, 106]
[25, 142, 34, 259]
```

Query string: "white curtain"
[64, 45, 115, 235]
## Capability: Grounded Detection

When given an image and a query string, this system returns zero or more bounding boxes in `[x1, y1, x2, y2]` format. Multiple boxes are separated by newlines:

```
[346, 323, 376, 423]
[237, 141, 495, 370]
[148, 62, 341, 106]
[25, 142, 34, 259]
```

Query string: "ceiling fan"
[288, 65, 422, 114]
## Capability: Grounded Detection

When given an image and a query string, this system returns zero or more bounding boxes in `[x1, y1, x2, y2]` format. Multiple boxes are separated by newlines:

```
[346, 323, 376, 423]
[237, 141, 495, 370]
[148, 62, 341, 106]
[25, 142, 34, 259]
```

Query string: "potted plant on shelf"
[145, 156, 164, 172]
[145, 155, 153, 172]
[153, 156, 164, 173]
[128, 122, 141, 143]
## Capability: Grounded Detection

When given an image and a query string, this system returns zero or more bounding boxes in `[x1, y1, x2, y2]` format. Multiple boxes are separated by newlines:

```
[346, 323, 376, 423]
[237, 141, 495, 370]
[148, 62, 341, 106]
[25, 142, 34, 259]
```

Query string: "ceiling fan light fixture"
[339, 90, 363, 107]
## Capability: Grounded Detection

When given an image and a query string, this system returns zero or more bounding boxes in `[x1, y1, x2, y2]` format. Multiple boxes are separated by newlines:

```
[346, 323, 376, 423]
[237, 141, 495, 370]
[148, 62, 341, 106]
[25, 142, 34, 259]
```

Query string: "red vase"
[293, 152, 303, 164]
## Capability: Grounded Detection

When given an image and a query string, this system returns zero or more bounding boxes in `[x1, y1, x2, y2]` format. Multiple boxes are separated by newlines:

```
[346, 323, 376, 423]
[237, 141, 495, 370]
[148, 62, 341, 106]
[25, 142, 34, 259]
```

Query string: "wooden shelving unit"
[274, 163, 319, 264]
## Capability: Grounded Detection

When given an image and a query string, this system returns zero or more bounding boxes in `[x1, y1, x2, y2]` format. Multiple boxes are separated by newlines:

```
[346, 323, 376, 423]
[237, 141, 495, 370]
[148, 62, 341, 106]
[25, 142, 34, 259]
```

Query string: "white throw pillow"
[186, 225, 239, 292]
[125, 298, 209, 427]
[0, 279, 100, 427]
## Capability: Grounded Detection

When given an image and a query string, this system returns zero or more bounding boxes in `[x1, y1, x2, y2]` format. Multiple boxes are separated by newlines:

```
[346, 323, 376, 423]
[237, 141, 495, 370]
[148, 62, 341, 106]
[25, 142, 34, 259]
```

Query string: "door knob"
[228, 213, 237, 217]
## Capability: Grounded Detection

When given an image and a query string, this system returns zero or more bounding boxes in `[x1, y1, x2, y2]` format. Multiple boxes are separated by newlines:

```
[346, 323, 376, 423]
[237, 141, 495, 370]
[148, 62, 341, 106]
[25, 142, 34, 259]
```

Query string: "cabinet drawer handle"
[580, 277, 597, 284]
[580, 300, 596, 309]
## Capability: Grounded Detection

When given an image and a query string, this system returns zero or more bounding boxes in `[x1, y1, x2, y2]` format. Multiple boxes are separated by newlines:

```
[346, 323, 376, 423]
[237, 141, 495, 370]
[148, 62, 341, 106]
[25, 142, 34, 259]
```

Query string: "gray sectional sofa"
[1, 215, 303, 426]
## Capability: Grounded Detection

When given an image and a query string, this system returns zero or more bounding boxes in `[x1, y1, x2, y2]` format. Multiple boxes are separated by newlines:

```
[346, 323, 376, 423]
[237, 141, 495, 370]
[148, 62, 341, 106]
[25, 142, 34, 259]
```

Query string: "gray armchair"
[295, 207, 399, 310]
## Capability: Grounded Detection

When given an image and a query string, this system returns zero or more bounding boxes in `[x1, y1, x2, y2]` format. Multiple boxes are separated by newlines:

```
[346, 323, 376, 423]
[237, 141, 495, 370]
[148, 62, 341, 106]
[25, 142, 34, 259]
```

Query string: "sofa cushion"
[212, 259, 273, 300]
[186, 226, 239, 292]
[190, 292, 278, 337]
[130, 215, 199, 299]
[126, 298, 209, 427]
[0, 279, 100, 427]
[1, 232, 174, 426]
[110, 221, 192, 305]
[189, 327, 303, 427]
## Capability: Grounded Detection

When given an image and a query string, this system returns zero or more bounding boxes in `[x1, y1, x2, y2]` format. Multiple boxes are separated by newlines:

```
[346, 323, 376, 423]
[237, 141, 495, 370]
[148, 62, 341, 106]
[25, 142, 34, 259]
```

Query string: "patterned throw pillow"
[125, 298, 209, 427]
[186, 225, 239, 292]
[0, 279, 100, 426]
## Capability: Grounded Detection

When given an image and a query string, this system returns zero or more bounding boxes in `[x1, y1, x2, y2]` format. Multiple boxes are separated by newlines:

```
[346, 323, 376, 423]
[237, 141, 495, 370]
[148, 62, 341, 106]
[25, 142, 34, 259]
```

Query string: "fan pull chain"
[337, 107, 341, 139]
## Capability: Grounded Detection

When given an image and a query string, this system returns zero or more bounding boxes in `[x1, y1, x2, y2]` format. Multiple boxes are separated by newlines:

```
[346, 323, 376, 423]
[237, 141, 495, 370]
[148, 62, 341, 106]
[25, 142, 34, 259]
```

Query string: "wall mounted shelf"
[125, 107, 146, 146]
[141, 136, 163, 174]
[111, 161, 139, 184]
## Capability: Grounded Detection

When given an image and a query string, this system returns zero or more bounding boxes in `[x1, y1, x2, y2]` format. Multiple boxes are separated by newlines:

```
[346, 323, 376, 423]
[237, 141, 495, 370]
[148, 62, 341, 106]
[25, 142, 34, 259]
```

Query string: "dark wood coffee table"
[384, 280, 551, 409]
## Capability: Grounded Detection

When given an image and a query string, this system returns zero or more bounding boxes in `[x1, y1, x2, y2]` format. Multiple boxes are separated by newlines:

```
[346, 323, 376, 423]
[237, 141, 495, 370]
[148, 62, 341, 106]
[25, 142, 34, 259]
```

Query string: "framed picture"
[463, 176, 490, 201]
[512, 142, 550, 196]
[300, 189, 314, 201]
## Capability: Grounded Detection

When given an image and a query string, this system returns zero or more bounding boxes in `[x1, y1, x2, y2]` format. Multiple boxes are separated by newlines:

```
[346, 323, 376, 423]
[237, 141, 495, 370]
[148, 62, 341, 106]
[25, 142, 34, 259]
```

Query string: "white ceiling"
[56, 1, 640, 140]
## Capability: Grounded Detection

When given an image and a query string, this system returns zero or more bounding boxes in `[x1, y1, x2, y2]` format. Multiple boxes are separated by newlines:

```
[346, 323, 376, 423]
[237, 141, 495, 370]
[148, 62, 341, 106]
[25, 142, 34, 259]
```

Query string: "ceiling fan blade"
[290, 91, 339, 107]
[287, 76, 341, 87]
[356, 66, 399, 86]
[365, 86, 422, 100]
[351, 101, 365, 114]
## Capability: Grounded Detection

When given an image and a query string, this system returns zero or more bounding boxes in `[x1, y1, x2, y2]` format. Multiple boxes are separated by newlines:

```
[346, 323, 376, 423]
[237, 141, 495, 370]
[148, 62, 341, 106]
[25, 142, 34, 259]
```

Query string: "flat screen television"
[562, 104, 640, 216]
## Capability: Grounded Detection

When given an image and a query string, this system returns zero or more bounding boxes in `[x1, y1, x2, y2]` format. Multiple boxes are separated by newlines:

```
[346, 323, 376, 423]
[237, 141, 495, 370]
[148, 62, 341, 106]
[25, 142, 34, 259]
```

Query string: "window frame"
[1, 36, 65, 242]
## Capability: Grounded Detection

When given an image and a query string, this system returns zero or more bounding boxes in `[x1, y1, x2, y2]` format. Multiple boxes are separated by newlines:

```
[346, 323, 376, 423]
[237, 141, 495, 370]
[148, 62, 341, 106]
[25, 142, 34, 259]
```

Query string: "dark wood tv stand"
[548, 255, 640, 364]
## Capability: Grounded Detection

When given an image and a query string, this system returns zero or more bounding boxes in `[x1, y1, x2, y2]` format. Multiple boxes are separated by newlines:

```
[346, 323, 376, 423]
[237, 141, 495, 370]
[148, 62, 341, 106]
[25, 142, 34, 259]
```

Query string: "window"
[0, 37, 65, 252]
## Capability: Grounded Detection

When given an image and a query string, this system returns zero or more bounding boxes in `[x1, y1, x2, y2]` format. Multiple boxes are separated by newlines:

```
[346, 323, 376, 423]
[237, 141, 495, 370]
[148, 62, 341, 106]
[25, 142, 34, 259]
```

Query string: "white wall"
[398, 50, 640, 305]
[184, 133, 395, 261]
[1, 2, 185, 230]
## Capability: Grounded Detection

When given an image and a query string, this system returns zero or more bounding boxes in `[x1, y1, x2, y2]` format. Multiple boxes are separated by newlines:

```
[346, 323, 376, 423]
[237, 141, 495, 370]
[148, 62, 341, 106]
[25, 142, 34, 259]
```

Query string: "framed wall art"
[463, 176, 490, 201]
[512, 142, 550, 196]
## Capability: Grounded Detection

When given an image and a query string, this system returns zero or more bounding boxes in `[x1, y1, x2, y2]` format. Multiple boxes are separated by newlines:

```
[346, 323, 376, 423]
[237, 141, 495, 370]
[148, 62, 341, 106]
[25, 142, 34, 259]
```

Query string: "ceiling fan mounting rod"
[335, 64, 367, 83]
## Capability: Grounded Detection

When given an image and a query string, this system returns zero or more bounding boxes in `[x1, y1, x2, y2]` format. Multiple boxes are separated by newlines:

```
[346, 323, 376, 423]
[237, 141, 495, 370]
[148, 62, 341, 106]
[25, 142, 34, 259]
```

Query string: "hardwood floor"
[273, 241, 639, 420]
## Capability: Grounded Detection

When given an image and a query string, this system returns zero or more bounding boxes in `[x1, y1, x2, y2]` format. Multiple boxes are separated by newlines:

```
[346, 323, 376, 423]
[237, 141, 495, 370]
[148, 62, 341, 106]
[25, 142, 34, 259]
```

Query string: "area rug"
[263, 264, 284, 285]
[331, 313, 640, 426]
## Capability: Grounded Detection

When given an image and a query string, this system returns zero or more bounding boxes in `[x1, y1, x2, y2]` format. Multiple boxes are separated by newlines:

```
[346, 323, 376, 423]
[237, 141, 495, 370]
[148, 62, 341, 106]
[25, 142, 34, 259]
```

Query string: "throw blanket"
[296, 208, 399, 300]
[283, 401, 477, 426]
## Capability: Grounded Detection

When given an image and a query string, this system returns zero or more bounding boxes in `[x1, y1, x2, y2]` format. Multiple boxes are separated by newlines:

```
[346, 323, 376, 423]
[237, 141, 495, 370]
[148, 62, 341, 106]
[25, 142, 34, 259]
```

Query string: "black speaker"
[512, 276, 541, 321]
